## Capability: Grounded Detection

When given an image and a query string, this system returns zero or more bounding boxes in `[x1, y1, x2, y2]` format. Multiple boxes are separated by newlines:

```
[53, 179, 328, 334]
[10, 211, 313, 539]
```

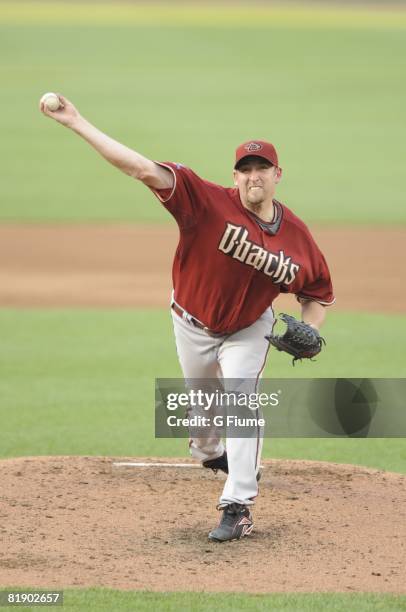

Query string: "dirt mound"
[0, 456, 405, 593]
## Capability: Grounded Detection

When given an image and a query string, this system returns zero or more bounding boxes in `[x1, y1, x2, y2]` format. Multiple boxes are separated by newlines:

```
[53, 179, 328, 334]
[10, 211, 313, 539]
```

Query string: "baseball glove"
[265, 313, 325, 365]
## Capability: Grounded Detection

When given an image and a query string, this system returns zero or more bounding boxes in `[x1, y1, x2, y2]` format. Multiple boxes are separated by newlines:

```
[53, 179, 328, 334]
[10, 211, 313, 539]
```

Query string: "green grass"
[3, 2, 406, 29]
[4, 589, 406, 612]
[0, 3, 405, 223]
[0, 309, 405, 472]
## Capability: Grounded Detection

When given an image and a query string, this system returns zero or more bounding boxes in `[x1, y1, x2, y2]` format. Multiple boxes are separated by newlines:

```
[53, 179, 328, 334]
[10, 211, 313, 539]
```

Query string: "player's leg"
[216, 306, 274, 507]
[171, 308, 225, 462]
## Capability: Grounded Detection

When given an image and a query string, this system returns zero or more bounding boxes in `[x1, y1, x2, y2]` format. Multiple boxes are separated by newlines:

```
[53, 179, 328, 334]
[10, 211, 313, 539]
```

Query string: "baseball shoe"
[208, 503, 254, 542]
[202, 451, 262, 481]
[202, 451, 228, 474]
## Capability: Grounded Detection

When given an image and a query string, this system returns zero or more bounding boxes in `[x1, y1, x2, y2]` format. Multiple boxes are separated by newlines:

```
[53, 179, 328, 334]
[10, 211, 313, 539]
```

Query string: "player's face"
[233, 158, 282, 207]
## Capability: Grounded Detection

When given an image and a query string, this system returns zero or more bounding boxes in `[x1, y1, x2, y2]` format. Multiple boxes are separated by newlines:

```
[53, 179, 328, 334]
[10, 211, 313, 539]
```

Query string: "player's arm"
[298, 298, 326, 330]
[39, 94, 173, 190]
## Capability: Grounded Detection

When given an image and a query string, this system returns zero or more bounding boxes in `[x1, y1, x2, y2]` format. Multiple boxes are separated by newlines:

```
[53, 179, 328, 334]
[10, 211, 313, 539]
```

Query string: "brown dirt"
[0, 224, 405, 312]
[0, 456, 405, 593]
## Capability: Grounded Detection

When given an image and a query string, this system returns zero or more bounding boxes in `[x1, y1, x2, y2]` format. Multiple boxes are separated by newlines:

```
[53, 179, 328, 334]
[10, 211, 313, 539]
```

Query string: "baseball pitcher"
[40, 94, 334, 542]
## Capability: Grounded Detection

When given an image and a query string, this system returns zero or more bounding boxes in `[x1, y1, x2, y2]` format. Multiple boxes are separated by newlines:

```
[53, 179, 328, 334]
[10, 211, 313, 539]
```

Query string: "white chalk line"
[112, 462, 201, 468]
[112, 462, 263, 469]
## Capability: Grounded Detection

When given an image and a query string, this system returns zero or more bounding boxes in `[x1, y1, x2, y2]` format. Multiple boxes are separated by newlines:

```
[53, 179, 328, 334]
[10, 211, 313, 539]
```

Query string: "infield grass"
[1, 308, 405, 472]
[0, 3, 405, 224]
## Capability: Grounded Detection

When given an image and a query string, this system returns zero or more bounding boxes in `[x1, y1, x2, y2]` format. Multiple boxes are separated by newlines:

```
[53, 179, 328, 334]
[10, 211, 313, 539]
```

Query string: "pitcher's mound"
[0, 456, 405, 593]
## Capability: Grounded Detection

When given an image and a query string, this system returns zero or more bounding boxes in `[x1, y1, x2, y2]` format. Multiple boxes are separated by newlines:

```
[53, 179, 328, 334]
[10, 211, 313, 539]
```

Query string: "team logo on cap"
[245, 142, 262, 152]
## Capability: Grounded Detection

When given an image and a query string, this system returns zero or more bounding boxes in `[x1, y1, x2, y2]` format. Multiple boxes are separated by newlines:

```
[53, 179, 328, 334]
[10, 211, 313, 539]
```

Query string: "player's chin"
[247, 192, 265, 205]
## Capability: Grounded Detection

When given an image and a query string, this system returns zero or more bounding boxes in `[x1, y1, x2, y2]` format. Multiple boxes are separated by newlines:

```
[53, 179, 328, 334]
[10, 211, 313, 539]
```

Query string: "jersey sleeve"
[149, 161, 209, 229]
[296, 238, 336, 307]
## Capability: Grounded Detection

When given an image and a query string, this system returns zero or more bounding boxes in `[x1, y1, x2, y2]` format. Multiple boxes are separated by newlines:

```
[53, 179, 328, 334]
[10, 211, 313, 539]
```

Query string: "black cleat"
[208, 503, 254, 542]
[202, 451, 229, 474]
[203, 451, 261, 481]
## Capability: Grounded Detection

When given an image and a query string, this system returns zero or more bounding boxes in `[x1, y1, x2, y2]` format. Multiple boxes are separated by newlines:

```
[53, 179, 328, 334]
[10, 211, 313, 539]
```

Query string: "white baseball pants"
[171, 305, 274, 507]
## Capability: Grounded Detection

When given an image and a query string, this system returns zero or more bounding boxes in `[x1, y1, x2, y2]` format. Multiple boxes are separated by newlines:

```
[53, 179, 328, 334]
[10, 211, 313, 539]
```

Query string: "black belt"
[171, 303, 225, 337]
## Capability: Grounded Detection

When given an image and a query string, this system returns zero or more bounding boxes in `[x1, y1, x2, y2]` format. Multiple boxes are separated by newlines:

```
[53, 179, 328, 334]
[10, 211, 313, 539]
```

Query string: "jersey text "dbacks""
[218, 223, 300, 285]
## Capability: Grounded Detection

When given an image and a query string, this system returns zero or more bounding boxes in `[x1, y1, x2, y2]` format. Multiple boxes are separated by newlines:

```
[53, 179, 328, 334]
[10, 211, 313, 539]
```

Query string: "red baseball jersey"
[150, 162, 335, 334]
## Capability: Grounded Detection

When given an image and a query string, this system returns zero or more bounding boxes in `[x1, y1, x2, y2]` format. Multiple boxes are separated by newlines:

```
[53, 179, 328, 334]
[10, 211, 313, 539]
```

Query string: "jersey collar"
[245, 199, 284, 236]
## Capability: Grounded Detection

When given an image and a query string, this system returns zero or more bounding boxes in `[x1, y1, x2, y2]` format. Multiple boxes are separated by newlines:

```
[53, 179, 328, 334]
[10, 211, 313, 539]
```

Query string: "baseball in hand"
[40, 92, 61, 112]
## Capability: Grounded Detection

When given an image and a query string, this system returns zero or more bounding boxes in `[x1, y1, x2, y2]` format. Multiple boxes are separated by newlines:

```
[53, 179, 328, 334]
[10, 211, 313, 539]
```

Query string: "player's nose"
[248, 169, 260, 180]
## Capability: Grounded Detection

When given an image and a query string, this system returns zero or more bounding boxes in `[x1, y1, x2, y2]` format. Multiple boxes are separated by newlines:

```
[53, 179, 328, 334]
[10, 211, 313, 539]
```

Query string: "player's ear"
[274, 166, 282, 183]
[233, 169, 238, 186]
